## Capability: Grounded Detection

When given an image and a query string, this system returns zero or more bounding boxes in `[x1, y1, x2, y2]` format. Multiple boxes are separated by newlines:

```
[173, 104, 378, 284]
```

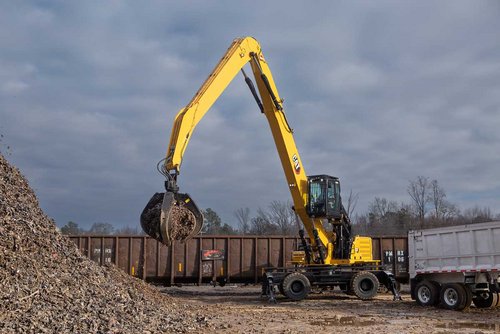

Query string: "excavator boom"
[141, 37, 346, 263]
[138, 37, 402, 302]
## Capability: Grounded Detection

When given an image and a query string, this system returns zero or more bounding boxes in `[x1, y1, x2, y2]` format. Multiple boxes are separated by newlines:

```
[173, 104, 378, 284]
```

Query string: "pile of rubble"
[0, 153, 208, 333]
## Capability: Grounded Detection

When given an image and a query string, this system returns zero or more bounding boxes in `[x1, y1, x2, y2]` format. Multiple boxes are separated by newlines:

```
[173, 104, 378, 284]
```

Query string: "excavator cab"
[140, 178, 203, 246]
[306, 175, 342, 220]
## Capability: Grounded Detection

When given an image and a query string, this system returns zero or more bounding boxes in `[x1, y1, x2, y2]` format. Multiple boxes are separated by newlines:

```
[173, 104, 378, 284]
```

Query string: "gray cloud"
[1, 1, 499, 229]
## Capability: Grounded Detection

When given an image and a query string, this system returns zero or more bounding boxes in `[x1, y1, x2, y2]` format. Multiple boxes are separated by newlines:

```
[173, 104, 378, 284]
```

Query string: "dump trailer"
[409, 221, 500, 310]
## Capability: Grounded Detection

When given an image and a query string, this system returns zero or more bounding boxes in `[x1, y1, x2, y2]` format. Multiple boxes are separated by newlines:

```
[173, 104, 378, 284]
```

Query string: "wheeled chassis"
[262, 263, 401, 302]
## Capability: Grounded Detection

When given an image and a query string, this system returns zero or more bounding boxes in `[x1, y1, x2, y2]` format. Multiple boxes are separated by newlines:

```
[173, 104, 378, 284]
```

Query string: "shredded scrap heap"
[0, 153, 208, 333]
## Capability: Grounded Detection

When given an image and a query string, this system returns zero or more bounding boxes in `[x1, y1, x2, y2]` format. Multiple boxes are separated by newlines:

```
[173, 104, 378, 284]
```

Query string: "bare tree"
[462, 205, 493, 223]
[427, 179, 446, 220]
[88, 222, 115, 235]
[368, 197, 398, 219]
[346, 189, 359, 217]
[250, 208, 278, 235]
[116, 225, 142, 235]
[60, 221, 82, 235]
[407, 176, 429, 226]
[234, 207, 251, 234]
[352, 214, 369, 235]
[441, 202, 460, 221]
[268, 200, 296, 235]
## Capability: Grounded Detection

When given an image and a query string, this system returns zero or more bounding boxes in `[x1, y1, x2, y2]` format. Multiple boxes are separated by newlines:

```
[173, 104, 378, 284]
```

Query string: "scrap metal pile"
[0, 154, 208, 333]
[140, 192, 202, 245]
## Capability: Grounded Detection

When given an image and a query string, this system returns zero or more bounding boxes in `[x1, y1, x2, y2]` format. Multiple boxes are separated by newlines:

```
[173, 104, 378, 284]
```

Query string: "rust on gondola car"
[70, 235, 409, 284]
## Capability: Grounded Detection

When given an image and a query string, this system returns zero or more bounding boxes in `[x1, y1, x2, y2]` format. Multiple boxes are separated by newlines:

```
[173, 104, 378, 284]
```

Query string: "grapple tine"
[140, 192, 165, 243]
[159, 192, 176, 244]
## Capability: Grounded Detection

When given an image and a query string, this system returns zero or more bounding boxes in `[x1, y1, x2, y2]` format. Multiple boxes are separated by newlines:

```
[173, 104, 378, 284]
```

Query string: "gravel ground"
[0, 153, 208, 333]
[159, 284, 500, 334]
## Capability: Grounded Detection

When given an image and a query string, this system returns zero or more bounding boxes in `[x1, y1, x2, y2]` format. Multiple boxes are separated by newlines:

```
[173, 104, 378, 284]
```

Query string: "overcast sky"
[1, 1, 499, 230]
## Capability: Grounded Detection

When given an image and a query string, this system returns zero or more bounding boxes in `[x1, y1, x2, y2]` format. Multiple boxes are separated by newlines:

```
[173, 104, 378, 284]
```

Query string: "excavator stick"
[140, 191, 203, 246]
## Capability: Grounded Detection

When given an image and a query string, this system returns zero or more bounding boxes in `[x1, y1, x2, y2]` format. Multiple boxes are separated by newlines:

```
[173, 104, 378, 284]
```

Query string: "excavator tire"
[350, 271, 379, 300]
[282, 272, 310, 301]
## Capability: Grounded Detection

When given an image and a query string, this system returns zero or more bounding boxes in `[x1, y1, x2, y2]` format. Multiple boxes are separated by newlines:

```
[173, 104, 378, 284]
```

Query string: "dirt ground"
[159, 284, 500, 334]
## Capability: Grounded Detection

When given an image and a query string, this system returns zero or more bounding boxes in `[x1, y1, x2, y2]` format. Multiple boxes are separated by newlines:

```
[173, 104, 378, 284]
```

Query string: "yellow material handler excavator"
[141, 37, 401, 301]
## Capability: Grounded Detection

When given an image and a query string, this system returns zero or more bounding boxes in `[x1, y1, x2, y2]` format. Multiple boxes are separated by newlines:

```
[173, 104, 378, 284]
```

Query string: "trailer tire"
[440, 283, 468, 310]
[473, 291, 499, 309]
[462, 284, 473, 310]
[415, 280, 439, 306]
[351, 271, 379, 300]
[282, 272, 310, 301]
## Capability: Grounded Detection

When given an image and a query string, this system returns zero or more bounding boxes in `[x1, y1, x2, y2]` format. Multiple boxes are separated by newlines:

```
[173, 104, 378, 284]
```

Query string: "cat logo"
[292, 154, 301, 174]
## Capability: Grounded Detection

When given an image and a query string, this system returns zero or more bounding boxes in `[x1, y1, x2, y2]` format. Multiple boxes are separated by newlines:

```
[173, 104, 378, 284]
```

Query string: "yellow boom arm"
[164, 37, 333, 262]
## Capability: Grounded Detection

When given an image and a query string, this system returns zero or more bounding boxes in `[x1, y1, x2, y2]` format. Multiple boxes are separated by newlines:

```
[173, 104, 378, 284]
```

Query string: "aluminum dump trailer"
[409, 221, 500, 310]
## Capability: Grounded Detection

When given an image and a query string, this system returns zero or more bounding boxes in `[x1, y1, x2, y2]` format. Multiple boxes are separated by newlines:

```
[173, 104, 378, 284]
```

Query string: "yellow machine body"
[144, 37, 375, 267]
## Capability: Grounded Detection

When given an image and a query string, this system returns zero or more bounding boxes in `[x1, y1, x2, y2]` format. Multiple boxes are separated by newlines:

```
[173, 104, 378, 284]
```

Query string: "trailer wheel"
[440, 283, 468, 310]
[462, 284, 473, 310]
[282, 272, 310, 301]
[473, 291, 499, 309]
[351, 271, 379, 300]
[415, 280, 439, 306]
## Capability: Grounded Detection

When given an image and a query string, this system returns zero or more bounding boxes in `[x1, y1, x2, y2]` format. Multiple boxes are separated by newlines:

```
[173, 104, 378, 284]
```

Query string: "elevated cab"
[306, 175, 342, 220]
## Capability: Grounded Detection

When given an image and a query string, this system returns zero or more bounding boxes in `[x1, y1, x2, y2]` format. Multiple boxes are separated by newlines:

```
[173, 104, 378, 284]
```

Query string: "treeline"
[351, 176, 499, 236]
[60, 176, 498, 237]
[59, 221, 143, 236]
[60, 201, 299, 236]
[203, 201, 299, 235]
